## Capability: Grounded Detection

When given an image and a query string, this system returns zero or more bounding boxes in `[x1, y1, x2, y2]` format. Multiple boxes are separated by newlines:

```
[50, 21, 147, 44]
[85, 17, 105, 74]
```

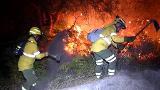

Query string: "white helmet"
[114, 16, 126, 29]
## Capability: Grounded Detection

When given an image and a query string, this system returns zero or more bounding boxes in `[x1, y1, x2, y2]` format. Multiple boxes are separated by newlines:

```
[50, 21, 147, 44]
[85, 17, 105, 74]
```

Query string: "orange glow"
[47, 8, 114, 56]
[45, 0, 160, 58]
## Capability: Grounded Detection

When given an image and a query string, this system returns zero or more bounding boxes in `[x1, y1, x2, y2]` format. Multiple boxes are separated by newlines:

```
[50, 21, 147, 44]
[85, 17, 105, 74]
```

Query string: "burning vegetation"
[34, 0, 160, 60]
[1, 0, 160, 90]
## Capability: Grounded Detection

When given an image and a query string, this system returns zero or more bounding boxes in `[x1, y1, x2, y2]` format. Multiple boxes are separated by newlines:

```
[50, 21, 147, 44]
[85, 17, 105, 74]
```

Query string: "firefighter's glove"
[124, 36, 136, 42]
[117, 43, 125, 50]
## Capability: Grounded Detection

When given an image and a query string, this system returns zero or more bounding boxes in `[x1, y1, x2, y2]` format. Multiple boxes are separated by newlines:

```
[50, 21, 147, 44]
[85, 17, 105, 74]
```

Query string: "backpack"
[87, 28, 103, 42]
[13, 40, 27, 56]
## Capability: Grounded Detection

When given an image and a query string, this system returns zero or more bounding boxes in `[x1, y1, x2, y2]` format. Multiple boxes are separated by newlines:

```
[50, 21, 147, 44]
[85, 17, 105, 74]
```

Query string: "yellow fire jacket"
[91, 24, 125, 52]
[18, 37, 47, 71]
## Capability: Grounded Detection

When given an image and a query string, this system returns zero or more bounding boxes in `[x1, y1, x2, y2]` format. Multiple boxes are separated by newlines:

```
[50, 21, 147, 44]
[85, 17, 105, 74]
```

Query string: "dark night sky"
[1, 0, 26, 40]
[0, 0, 41, 78]
[0, 0, 43, 42]
[0, 0, 44, 56]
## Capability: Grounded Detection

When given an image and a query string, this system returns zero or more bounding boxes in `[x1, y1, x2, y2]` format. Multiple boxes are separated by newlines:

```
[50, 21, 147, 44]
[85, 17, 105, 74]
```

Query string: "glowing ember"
[136, 52, 156, 61]
[63, 25, 91, 56]
[44, 0, 160, 59]
[64, 42, 76, 54]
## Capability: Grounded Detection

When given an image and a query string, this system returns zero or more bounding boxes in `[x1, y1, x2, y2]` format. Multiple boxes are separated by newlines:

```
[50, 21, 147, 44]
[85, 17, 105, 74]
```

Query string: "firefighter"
[91, 16, 135, 79]
[18, 27, 48, 90]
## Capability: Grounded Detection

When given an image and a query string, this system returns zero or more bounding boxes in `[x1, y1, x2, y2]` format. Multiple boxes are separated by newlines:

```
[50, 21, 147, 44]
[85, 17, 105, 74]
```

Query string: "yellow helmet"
[29, 27, 41, 35]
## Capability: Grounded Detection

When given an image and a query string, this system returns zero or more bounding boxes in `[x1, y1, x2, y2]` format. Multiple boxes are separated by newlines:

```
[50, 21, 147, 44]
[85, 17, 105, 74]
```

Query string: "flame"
[44, 0, 160, 59]
[64, 25, 91, 56]
[64, 42, 76, 54]
[47, 7, 113, 56]
[74, 25, 81, 37]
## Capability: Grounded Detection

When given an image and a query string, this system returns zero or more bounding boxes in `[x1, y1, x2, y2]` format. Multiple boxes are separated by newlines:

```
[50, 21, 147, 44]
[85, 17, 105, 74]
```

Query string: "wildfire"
[45, 0, 160, 60]
[64, 25, 91, 56]
[64, 42, 76, 55]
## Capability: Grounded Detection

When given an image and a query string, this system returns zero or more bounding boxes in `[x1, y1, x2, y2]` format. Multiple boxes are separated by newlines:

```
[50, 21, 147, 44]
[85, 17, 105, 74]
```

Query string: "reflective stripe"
[96, 62, 103, 65]
[96, 76, 101, 78]
[108, 57, 116, 63]
[99, 34, 105, 38]
[108, 69, 116, 75]
[99, 34, 111, 45]
[103, 37, 111, 45]
[17, 46, 21, 48]
[100, 33, 117, 37]
[22, 86, 27, 90]
[108, 69, 115, 73]
[34, 51, 40, 55]
[23, 51, 40, 58]
[23, 52, 35, 58]
[110, 33, 117, 36]
[96, 73, 102, 78]
[108, 72, 115, 76]
[30, 29, 40, 34]
[108, 69, 115, 76]
[96, 59, 103, 63]
[96, 59, 103, 65]
[96, 73, 102, 76]
[32, 83, 37, 86]
[105, 54, 115, 61]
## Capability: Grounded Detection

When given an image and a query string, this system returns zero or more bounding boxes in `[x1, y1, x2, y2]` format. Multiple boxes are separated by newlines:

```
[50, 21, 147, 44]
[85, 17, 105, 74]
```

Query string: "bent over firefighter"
[90, 16, 135, 79]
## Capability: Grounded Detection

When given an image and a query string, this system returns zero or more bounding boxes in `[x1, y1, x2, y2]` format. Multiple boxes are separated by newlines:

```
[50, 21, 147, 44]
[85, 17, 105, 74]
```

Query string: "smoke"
[59, 69, 160, 90]
[47, 30, 72, 75]
[33, 30, 73, 90]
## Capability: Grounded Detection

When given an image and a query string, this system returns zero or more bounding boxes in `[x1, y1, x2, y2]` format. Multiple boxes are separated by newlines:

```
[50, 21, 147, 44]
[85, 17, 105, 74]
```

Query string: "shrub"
[60, 55, 95, 76]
